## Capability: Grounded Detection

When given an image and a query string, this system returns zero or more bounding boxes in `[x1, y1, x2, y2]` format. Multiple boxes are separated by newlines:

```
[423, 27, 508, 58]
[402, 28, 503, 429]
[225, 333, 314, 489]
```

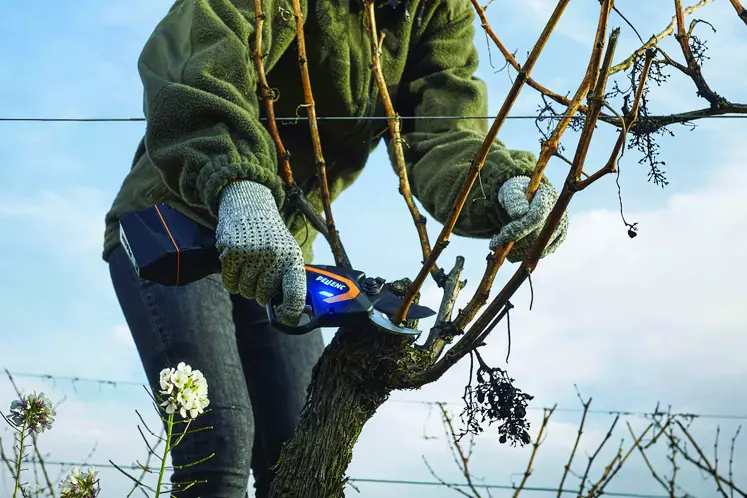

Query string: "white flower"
[20, 482, 42, 497]
[59, 466, 99, 497]
[173, 362, 192, 388]
[159, 368, 175, 394]
[8, 392, 56, 434]
[160, 396, 178, 414]
[157, 363, 210, 420]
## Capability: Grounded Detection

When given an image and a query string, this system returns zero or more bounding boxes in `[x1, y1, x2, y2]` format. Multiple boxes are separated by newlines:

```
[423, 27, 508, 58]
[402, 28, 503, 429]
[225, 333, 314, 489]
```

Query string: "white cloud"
[409, 145, 747, 405]
[343, 145, 747, 495]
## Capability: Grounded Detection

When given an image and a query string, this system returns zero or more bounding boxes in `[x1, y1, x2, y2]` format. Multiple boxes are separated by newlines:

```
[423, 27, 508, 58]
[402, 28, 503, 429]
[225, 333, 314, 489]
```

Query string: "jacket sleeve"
[388, 0, 545, 238]
[137, 0, 284, 217]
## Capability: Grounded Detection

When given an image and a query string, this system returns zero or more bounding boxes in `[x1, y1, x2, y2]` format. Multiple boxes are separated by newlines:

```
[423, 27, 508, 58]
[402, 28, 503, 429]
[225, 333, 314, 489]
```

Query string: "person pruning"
[103, 0, 568, 496]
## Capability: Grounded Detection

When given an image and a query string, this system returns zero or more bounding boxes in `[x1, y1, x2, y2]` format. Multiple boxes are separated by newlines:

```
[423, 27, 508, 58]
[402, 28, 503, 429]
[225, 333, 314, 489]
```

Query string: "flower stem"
[12, 420, 28, 498]
[155, 413, 174, 498]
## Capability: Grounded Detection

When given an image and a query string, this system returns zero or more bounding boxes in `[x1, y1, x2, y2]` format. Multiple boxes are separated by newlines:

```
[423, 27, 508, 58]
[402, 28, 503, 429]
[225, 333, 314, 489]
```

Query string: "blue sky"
[1, 1, 746, 496]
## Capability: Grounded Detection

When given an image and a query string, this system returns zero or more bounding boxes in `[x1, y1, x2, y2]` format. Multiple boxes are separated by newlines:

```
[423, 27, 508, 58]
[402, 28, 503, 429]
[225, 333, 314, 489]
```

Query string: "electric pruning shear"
[118, 204, 436, 337]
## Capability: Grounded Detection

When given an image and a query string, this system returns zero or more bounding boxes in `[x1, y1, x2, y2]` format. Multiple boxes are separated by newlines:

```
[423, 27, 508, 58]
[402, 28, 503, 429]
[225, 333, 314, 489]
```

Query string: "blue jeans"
[107, 245, 325, 497]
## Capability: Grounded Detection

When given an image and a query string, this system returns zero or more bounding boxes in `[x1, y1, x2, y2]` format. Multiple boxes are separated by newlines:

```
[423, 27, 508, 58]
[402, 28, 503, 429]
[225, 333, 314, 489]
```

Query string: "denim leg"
[108, 245, 254, 498]
[231, 297, 325, 497]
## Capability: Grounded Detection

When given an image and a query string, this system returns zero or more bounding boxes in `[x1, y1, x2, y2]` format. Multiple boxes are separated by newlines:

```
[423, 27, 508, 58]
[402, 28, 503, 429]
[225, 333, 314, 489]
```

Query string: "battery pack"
[118, 204, 221, 286]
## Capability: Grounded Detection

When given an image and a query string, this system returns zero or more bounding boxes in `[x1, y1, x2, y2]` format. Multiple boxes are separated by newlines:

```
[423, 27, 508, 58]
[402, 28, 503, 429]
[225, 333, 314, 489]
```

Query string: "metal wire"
[0, 113, 745, 123]
[6, 371, 747, 421]
[16, 459, 673, 497]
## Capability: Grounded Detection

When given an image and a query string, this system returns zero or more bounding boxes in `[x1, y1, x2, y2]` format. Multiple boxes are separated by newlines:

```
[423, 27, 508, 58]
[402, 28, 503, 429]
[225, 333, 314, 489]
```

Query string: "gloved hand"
[489, 176, 568, 263]
[216, 180, 307, 325]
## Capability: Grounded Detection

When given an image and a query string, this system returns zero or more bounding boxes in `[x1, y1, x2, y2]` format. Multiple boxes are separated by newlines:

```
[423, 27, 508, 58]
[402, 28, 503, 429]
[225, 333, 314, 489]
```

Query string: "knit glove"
[216, 180, 307, 326]
[489, 176, 568, 263]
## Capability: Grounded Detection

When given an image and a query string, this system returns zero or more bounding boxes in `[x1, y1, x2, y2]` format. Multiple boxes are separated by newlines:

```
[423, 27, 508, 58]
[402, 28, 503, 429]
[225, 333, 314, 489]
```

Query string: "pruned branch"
[610, 0, 714, 75]
[587, 422, 654, 497]
[557, 392, 591, 497]
[512, 406, 556, 497]
[627, 421, 670, 492]
[452, 21, 602, 331]
[253, 0, 293, 186]
[422, 454, 475, 498]
[398, 0, 624, 389]
[290, 0, 350, 268]
[630, 104, 747, 131]
[577, 414, 620, 496]
[419, 256, 467, 355]
[469, 0, 581, 119]
[423, 403, 485, 498]
[392, 0, 572, 326]
[730, 0, 747, 25]
[251, 0, 351, 268]
[431, 399, 747, 498]
[673, 0, 726, 107]
[575, 48, 655, 191]
[672, 420, 736, 497]
[730, 426, 743, 498]
[362, 0, 444, 284]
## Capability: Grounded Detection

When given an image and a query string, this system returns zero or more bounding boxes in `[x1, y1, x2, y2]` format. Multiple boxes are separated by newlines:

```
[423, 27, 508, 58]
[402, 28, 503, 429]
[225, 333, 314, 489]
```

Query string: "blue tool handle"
[265, 298, 319, 335]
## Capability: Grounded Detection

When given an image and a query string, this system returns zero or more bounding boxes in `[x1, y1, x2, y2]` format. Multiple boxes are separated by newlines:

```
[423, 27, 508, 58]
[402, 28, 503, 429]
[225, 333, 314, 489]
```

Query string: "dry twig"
[362, 0, 444, 285]
[251, 0, 351, 268]
[730, 0, 747, 25]
[393, 0, 572, 325]
[672, 420, 737, 497]
[730, 426, 743, 498]
[473, 0, 719, 129]
[610, 0, 713, 75]
[253, 0, 293, 186]
[398, 0, 629, 388]
[290, 0, 349, 268]
[557, 392, 591, 497]
[512, 406, 556, 497]
[581, 422, 653, 497]
[452, 29, 599, 331]
[419, 256, 467, 355]
[422, 403, 485, 498]
[577, 414, 620, 496]
[431, 398, 746, 498]
[468, 0, 583, 121]
[673, 0, 725, 107]
[628, 422, 670, 492]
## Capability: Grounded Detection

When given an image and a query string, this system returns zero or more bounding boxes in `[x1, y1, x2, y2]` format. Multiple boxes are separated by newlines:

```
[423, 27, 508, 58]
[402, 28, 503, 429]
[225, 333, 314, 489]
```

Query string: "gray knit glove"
[489, 176, 568, 263]
[216, 180, 307, 326]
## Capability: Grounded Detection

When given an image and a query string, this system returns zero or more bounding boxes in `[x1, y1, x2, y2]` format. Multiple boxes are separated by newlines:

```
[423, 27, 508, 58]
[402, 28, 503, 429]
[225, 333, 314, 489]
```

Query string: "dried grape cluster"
[459, 351, 534, 446]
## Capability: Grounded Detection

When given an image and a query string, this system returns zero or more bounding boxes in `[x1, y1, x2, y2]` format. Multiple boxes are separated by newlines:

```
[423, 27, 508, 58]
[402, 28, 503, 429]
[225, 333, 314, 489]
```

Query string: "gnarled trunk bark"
[269, 319, 420, 498]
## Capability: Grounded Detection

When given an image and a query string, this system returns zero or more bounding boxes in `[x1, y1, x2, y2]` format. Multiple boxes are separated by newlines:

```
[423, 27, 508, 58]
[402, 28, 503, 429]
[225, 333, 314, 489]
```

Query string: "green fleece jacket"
[102, 0, 543, 264]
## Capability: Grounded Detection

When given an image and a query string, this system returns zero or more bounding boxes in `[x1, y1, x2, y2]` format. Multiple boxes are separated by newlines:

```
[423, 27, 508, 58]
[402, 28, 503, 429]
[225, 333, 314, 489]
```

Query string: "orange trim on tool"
[305, 266, 359, 303]
[154, 205, 181, 286]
